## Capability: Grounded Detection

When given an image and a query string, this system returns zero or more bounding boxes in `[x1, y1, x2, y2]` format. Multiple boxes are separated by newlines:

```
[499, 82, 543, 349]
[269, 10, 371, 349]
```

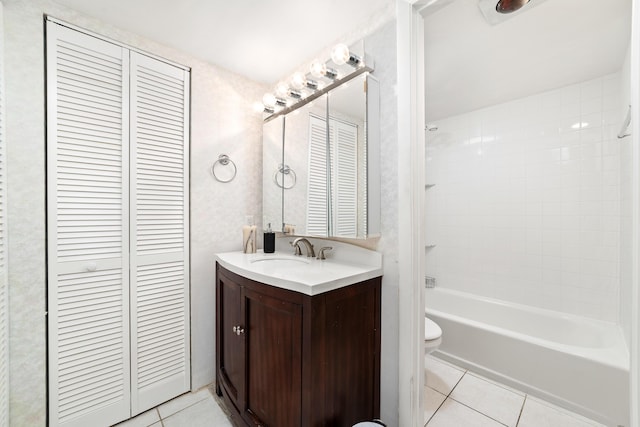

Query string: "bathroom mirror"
[262, 73, 380, 239]
[262, 115, 284, 232]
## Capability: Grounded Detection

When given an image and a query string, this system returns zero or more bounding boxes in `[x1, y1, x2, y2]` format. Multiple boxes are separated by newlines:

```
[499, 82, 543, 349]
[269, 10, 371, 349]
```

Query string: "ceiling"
[423, 0, 632, 121]
[53, 0, 394, 84]
[52, 0, 631, 121]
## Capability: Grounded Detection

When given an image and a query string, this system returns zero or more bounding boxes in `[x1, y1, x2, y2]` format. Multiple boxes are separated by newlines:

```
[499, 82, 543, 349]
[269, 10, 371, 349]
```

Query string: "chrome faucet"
[291, 237, 315, 258]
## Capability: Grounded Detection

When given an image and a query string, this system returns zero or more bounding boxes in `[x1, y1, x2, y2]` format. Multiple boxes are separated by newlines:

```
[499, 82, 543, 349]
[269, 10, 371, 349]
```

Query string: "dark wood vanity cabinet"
[215, 263, 381, 427]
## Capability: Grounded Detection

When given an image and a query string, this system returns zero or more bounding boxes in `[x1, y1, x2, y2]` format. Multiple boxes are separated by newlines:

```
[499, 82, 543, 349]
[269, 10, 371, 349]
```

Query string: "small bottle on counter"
[242, 215, 257, 254]
[263, 223, 275, 253]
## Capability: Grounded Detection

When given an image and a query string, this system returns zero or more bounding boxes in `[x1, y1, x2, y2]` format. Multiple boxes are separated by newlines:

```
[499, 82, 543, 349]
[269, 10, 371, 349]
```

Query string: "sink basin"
[249, 255, 310, 267]
[215, 243, 382, 296]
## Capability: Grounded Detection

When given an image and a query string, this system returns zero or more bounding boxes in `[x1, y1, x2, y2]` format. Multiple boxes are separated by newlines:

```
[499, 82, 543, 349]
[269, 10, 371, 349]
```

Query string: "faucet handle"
[316, 246, 333, 260]
[289, 241, 302, 256]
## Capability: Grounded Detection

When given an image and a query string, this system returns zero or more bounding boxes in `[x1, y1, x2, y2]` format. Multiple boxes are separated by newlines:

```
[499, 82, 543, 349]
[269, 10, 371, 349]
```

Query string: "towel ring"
[274, 164, 296, 189]
[212, 154, 237, 183]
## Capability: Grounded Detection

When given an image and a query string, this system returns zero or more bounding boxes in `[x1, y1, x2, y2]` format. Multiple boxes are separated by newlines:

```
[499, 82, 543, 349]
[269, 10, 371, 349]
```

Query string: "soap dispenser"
[263, 223, 275, 253]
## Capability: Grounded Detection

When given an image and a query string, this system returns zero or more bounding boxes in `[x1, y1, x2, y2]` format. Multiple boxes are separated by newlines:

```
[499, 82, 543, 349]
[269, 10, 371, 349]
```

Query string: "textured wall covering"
[4, 0, 266, 425]
[364, 20, 399, 425]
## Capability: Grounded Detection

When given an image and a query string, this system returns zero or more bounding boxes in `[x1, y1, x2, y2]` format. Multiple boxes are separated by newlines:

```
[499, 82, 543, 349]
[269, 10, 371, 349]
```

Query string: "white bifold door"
[46, 21, 190, 427]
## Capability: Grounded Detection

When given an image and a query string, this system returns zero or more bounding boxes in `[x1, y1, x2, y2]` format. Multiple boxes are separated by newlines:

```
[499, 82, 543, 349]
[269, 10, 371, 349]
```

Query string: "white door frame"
[630, 1, 640, 425]
[396, 1, 427, 425]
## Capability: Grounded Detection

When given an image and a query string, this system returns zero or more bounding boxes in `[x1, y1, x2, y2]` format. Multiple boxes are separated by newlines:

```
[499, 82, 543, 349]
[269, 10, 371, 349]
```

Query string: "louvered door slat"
[306, 115, 329, 236]
[333, 121, 358, 238]
[47, 22, 131, 427]
[130, 52, 190, 415]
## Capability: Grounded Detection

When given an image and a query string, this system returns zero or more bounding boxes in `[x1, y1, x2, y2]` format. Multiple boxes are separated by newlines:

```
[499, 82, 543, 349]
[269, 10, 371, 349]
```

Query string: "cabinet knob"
[232, 326, 245, 336]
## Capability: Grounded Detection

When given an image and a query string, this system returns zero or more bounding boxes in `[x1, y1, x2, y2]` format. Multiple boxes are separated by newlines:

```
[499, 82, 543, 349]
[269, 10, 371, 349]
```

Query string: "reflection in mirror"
[283, 94, 329, 237]
[327, 74, 367, 238]
[261, 68, 380, 240]
[262, 115, 284, 232]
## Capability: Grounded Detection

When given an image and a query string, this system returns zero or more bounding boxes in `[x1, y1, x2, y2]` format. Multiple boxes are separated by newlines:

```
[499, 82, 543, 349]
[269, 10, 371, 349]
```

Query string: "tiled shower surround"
[425, 72, 624, 322]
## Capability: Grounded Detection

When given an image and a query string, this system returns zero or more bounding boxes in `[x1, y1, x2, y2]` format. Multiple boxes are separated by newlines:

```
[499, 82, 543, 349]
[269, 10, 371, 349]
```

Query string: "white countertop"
[215, 239, 383, 296]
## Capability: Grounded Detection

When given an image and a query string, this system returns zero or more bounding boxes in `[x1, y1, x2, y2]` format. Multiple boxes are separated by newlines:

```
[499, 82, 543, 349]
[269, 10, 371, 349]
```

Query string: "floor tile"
[517, 397, 605, 427]
[450, 373, 525, 427]
[112, 409, 160, 427]
[425, 355, 465, 395]
[157, 387, 212, 419]
[427, 398, 505, 427]
[163, 395, 233, 427]
[425, 386, 447, 425]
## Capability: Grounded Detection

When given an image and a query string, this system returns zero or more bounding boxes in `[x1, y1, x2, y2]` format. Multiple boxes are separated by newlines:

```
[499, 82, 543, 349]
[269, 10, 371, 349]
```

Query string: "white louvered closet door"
[129, 52, 190, 414]
[46, 22, 131, 427]
[331, 120, 358, 238]
[306, 115, 329, 236]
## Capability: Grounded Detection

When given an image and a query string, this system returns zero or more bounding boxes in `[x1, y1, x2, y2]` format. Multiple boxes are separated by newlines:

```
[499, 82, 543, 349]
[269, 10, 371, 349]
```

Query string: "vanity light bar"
[262, 45, 373, 122]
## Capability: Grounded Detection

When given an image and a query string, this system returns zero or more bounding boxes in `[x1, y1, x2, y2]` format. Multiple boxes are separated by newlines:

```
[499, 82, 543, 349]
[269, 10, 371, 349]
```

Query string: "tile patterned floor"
[112, 386, 232, 427]
[425, 355, 607, 427]
[113, 356, 608, 427]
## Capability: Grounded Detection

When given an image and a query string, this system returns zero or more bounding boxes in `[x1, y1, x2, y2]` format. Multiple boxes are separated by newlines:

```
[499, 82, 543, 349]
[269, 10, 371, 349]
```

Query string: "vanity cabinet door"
[216, 271, 244, 412]
[243, 287, 303, 427]
[216, 263, 381, 427]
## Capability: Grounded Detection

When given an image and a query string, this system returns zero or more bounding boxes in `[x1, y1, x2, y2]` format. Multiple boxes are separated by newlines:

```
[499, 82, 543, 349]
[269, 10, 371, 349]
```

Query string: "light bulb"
[252, 102, 265, 113]
[291, 72, 306, 90]
[275, 82, 289, 98]
[262, 93, 276, 108]
[331, 44, 350, 65]
[310, 60, 327, 79]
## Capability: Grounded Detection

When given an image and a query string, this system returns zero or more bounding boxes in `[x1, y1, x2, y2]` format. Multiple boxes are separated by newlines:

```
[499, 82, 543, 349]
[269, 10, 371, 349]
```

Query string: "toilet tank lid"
[425, 317, 442, 340]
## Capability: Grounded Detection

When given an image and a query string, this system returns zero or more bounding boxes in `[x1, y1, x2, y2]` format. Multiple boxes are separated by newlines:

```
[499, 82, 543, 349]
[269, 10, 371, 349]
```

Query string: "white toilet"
[424, 316, 442, 354]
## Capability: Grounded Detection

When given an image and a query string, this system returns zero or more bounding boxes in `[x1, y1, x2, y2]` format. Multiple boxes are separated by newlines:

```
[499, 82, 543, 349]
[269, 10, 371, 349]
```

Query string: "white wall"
[426, 73, 624, 322]
[364, 20, 399, 425]
[4, 0, 266, 425]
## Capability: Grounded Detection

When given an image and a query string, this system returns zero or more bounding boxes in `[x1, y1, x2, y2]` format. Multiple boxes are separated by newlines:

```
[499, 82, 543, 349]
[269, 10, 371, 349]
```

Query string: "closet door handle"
[232, 326, 245, 336]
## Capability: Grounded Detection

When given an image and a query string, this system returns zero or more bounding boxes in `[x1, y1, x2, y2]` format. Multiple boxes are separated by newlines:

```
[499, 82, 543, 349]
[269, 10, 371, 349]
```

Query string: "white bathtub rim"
[426, 287, 619, 332]
[425, 288, 630, 370]
[431, 350, 619, 427]
[426, 306, 629, 371]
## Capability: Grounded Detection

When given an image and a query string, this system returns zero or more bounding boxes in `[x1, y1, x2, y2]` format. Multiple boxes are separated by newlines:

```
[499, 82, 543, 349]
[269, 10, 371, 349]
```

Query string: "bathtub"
[426, 287, 629, 426]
